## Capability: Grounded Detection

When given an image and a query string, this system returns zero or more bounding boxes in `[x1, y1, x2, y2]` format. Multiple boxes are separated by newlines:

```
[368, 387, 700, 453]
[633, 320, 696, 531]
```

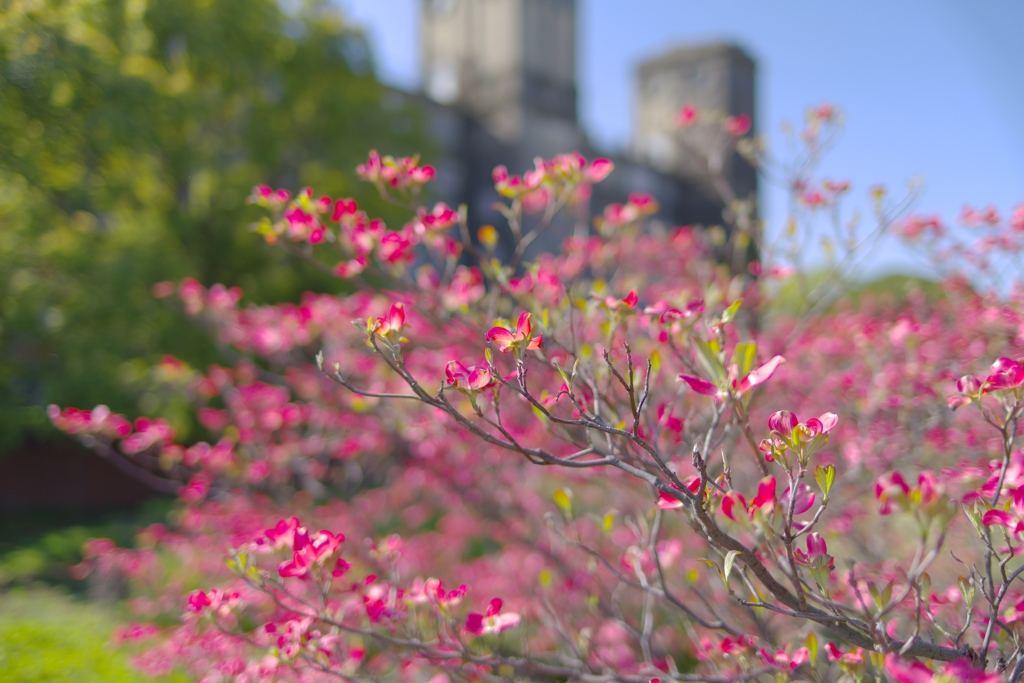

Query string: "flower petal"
[816, 412, 839, 433]
[657, 490, 684, 510]
[679, 374, 718, 396]
[515, 311, 533, 339]
[485, 327, 516, 351]
[767, 410, 799, 436]
[586, 158, 614, 183]
[738, 355, 785, 393]
[983, 510, 1016, 528]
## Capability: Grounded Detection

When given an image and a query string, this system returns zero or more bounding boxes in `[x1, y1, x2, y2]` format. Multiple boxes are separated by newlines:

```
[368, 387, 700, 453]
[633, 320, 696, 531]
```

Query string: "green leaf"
[876, 580, 893, 611]
[805, 631, 818, 663]
[693, 339, 726, 383]
[697, 558, 724, 582]
[556, 363, 570, 386]
[730, 341, 757, 378]
[958, 576, 974, 606]
[962, 503, 984, 536]
[721, 298, 743, 323]
[814, 464, 836, 500]
[649, 349, 661, 373]
[553, 488, 572, 514]
[868, 582, 882, 610]
[602, 512, 614, 532]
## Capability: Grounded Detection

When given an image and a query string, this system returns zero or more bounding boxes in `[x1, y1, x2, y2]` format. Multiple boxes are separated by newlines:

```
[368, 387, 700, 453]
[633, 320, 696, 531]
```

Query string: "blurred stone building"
[411, 0, 757, 256]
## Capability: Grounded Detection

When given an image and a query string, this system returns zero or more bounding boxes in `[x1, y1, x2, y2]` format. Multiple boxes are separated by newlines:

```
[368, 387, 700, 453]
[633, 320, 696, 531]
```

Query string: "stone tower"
[633, 44, 757, 211]
[420, 0, 583, 158]
[417, 2, 757, 250]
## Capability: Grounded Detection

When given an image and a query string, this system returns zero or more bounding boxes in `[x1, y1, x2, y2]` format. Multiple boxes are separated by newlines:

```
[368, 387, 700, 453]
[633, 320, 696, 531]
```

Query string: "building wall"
[418, 0, 757, 256]
[634, 44, 757, 206]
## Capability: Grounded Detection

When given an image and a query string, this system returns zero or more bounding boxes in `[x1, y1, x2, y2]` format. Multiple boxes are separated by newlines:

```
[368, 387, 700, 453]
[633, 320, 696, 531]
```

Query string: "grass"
[0, 587, 190, 683]
[0, 501, 190, 681]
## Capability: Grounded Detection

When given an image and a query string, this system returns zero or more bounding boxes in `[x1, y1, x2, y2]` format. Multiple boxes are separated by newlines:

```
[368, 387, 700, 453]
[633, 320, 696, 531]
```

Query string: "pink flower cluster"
[47, 136, 1024, 683]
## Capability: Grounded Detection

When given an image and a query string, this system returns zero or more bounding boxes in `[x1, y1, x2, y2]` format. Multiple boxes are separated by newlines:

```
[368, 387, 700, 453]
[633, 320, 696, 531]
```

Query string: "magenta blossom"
[761, 409, 838, 465]
[781, 482, 816, 515]
[679, 355, 785, 401]
[982, 486, 1024, 536]
[445, 361, 496, 393]
[723, 114, 751, 137]
[983, 357, 1024, 392]
[485, 312, 542, 354]
[278, 527, 346, 578]
[949, 357, 1024, 410]
[676, 104, 698, 127]
[372, 302, 406, 340]
[794, 533, 832, 567]
[464, 598, 520, 636]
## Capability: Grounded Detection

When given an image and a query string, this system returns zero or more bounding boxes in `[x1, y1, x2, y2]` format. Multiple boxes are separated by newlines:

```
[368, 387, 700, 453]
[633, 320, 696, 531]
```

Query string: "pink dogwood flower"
[595, 193, 659, 232]
[464, 598, 520, 636]
[679, 355, 785, 400]
[781, 482, 816, 515]
[358, 151, 435, 191]
[723, 114, 751, 137]
[748, 476, 777, 516]
[983, 357, 1024, 393]
[982, 486, 1024, 536]
[794, 533, 832, 566]
[278, 527, 345, 578]
[372, 303, 406, 339]
[445, 361, 496, 393]
[676, 104, 698, 127]
[414, 202, 459, 235]
[875, 471, 911, 515]
[762, 409, 838, 465]
[486, 312, 542, 354]
[759, 646, 808, 671]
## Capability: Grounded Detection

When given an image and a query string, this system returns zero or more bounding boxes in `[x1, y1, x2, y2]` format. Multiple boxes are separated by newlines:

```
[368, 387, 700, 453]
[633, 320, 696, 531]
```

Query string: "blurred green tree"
[0, 0, 424, 449]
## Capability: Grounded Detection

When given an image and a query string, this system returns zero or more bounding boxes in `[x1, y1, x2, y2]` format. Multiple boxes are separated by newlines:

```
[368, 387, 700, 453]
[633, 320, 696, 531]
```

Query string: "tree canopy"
[0, 0, 424, 448]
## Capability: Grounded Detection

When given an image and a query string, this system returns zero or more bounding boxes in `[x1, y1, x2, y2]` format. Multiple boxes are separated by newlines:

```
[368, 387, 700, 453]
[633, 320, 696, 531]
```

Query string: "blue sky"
[340, 0, 1024, 277]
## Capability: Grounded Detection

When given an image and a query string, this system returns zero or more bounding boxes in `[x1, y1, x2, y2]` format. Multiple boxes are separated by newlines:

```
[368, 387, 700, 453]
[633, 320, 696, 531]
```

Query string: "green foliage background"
[0, 0, 425, 449]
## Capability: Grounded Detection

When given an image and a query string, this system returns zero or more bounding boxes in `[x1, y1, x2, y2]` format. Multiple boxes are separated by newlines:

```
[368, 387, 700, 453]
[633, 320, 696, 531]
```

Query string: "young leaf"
[697, 558, 724, 582]
[731, 341, 757, 378]
[649, 349, 661, 373]
[878, 580, 893, 610]
[721, 298, 743, 323]
[805, 632, 818, 663]
[556, 363, 570, 386]
[814, 464, 835, 500]
[723, 550, 739, 585]
[693, 339, 726, 383]
[958, 576, 974, 606]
